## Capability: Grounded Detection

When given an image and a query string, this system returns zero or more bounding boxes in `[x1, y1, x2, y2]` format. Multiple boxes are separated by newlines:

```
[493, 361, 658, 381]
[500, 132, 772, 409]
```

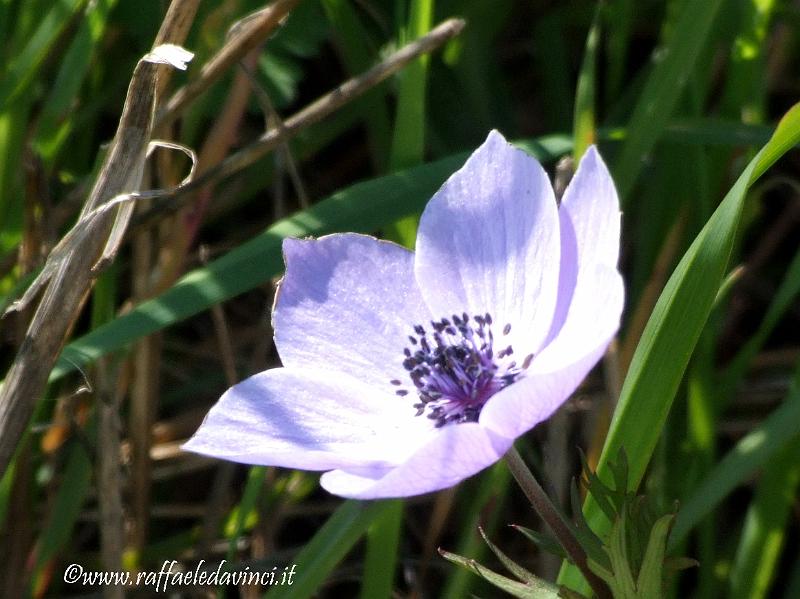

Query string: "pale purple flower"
[184, 131, 623, 499]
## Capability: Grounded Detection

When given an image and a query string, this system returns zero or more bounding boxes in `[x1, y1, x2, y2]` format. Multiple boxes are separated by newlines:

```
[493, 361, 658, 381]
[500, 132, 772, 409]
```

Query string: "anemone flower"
[184, 131, 623, 499]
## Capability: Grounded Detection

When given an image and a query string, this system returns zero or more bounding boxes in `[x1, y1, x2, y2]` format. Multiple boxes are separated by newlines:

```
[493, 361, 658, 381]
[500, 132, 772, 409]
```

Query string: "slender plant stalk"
[96, 359, 124, 599]
[152, 0, 201, 98]
[504, 446, 610, 599]
[134, 18, 466, 229]
[157, 0, 301, 128]
[0, 57, 159, 480]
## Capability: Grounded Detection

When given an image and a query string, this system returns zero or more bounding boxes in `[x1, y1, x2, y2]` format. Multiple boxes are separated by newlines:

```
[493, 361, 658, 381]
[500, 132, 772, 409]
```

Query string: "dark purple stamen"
[522, 353, 535, 369]
[391, 313, 533, 427]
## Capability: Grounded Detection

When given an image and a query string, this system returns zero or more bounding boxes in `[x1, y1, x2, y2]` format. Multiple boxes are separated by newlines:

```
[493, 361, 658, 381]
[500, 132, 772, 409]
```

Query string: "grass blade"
[321, 0, 391, 169]
[670, 361, 800, 547]
[720, 243, 800, 399]
[613, 0, 724, 200]
[33, 0, 119, 165]
[440, 547, 560, 599]
[384, 0, 434, 243]
[572, 4, 600, 161]
[225, 466, 266, 560]
[360, 499, 404, 599]
[0, 0, 85, 110]
[604, 0, 634, 103]
[729, 434, 800, 599]
[263, 500, 393, 599]
[389, 0, 433, 171]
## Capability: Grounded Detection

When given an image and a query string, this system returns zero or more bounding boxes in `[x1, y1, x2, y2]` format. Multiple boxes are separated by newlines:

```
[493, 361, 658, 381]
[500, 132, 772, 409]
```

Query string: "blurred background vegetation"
[0, 0, 799, 597]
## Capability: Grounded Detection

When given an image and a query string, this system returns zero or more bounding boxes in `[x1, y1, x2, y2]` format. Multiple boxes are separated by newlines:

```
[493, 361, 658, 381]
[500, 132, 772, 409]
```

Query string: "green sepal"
[569, 479, 612, 571]
[438, 546, 561, 599]
[635, 513, 676, 598]
[479, 526, 544, 586]
[512, 524, 568, 560]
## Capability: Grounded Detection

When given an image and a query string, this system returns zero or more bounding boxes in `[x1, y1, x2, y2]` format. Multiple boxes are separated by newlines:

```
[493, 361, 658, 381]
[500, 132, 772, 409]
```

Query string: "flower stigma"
[390, 312, 535, 427]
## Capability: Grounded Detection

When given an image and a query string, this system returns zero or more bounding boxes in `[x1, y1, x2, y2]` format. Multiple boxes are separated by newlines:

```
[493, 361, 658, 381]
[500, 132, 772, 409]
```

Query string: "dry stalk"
[135, 17, 466, 228]
[157, 0, 301, 129]
[158, 49, 264, 290]
[0, 48, 191, 479]
[0, 156, 47, 597]
[125, 0, 201, 555]
[153, 0, 202, 99]
[96, 359, 125, 599]
[0, 63, 156, 479]
[238, 60, 310, 210]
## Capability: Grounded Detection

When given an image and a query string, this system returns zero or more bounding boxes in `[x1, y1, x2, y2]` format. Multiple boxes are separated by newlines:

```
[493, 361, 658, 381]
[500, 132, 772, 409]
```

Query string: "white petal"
[183, 368, 430, 470]
[414, 130, 561, 357]
[481, 266, 623, 439]
[549, 146, 621, 340]
[274, 234, 431, 390]
[320, 422, 511, 498]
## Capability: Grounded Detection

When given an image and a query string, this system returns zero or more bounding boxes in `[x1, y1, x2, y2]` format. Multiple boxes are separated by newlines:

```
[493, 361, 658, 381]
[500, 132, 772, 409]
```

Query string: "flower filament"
[391, 312, 534, 427]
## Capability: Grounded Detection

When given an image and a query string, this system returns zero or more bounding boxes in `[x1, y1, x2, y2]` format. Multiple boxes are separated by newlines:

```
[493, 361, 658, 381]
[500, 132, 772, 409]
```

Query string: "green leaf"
[607, 510, 637, 598]
[613, 0, 725, 200]
[635, 514, 674, 598]
[572, 4, 600, 162]
[558, 102, 800, 593]
[0, 0, 86, 110]
[569, 480, 610, 570]
[578, 452, 617, 522]
[513, 525, 567, 560]
[360, 499, 403, 599]
[263, 500, 391, 599]
[32, 0, 118, 164]
[439, 547, 560, 599]
[729, 434, 800, 599]
[751, 103, 800, 181]
[479, 527, 542, 586]
[669, 361, 800, 547]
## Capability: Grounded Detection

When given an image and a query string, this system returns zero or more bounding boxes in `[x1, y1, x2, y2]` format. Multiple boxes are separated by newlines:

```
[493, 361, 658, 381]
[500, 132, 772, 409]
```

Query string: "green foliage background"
[0, 0, 799, 597]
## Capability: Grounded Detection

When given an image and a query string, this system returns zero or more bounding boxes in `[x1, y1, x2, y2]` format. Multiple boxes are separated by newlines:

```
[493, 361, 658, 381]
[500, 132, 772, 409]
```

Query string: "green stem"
[504, 447, 610, 599]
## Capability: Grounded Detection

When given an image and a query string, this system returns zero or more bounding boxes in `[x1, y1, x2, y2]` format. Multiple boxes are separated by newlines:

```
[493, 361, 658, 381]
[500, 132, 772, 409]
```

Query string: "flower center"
[390, 312, 534, 427]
